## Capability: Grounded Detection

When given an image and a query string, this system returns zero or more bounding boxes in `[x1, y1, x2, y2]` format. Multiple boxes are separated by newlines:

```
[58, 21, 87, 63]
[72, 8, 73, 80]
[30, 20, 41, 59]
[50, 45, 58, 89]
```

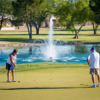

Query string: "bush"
[0, 24, 4, 27]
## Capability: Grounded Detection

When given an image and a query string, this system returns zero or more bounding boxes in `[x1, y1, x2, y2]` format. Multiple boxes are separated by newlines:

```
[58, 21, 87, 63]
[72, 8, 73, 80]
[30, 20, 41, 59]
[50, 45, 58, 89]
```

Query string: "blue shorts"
[6, 63, 14, 70]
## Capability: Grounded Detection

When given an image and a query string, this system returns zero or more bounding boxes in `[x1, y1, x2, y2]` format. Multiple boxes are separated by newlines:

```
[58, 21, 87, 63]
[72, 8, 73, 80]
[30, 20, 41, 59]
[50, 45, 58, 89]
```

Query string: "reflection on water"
[74, 45, 89, 54]
[0, 44, 100, 67]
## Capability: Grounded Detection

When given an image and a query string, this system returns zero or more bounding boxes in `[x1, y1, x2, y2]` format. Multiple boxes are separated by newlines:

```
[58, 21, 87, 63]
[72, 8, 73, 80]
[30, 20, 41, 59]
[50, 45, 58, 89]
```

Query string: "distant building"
[0, 13, 15, 30]
[41, 15, 57, 28]
[50, 15, 56, 27]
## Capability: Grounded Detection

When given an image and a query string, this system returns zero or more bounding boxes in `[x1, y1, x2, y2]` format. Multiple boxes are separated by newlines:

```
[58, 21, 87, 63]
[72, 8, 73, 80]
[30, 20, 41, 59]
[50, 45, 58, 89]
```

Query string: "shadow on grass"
[54, 29, 100, 32]
[0, 81, 7, 83]
[79, 33, 100, 36]
[0, 34, 29, 36]
[0, 38, 50, 43]
[0, 34, 74, 36]
[0, 38, 30, 43]
[51, 28, 100, 31]
[0, 86, 92, 90]
[81, 29, 100, 31]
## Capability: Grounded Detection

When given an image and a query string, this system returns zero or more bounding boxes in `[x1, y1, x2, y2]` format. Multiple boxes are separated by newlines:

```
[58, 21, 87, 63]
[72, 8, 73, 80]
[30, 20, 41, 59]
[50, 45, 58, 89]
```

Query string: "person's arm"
[10, 54, 16, 67]
[87, 54, 91, 66]
[14, 59, 16, 64]
[14, 59, 16, 68]
[87, 58, 90, 66]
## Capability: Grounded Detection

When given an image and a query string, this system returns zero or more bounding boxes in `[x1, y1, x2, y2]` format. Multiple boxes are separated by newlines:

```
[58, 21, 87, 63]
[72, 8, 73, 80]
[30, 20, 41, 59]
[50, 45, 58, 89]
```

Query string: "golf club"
[15, 67, 20, 83]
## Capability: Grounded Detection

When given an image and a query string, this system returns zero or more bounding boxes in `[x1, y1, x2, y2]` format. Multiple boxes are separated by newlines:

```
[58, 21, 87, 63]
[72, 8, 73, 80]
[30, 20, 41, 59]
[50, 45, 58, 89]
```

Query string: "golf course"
[0, 63, 100, 100]
[1, 0, 100, 100]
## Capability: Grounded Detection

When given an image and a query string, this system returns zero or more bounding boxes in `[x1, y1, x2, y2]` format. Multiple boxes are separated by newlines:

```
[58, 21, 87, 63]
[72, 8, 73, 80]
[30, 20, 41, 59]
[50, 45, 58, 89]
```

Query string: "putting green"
[0, 68, 100, 100]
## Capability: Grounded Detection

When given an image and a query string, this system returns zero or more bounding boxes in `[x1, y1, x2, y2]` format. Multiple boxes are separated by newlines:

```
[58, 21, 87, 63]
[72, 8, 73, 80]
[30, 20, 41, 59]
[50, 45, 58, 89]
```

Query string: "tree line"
[0, 0, 100, 40]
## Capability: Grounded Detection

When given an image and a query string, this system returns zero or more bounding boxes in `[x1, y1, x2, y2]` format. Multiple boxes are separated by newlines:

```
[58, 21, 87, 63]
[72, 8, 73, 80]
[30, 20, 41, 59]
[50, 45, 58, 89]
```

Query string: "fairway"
[0, 26, 100, 43]
[0, 67, 100, 100]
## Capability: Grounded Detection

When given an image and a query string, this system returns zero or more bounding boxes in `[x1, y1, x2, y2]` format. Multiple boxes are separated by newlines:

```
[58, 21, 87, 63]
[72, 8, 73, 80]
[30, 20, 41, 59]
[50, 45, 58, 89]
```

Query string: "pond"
[0, 44, 100, 67]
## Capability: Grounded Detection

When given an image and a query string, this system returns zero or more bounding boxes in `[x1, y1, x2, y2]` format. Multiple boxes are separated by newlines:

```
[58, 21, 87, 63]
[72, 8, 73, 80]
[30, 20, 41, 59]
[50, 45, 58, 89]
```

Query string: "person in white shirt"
[6, 49, 18, 82]
[87, 47, 100, 88]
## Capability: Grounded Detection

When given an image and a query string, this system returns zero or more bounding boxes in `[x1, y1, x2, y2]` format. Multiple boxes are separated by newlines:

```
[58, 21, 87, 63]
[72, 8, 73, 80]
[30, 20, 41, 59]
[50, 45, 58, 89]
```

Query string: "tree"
[12, 0, 45, 40]
[10, 17, 23, 29]
[70, 0, 91, 39]
[12, 0, 52, 41]
[25, 0, 63, 35]
[55, 0, 91, 39]
[89, 0, 100, 35]
[0, 0, 12, 30]
[92, 22, 99, 35]
[29, 2, 50, 35]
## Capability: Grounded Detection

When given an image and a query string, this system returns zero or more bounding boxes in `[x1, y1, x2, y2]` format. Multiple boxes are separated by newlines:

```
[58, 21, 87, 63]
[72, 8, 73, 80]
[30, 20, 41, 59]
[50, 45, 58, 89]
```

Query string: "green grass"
[0, 26, 100, 43]
[0, 63, 100, 100]
[0, 63, 89, 74]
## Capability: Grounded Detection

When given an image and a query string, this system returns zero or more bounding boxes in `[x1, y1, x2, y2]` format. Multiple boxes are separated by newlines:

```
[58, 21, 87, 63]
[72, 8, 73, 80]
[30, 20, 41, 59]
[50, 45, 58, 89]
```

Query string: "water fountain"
[33, 16, 67, 59]
[42, 17, 57, 59]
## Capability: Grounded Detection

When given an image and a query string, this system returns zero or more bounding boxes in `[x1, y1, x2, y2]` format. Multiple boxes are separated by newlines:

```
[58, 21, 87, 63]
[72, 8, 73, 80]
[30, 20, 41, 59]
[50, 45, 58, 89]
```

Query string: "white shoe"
[7, 80, 11, 83]
[92, 84, 96, 88]
[12, 80, 16, 82]
[97, 84, 100, 87]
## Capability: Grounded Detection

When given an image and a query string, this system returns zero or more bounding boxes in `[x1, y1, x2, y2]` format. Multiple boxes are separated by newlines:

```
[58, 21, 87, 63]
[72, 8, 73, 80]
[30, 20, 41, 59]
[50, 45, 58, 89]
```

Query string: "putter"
[15, 68, 20, 83]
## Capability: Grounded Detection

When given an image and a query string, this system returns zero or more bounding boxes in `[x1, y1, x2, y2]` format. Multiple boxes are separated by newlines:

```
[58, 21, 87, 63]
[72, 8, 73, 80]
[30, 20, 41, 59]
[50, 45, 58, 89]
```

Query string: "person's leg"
[96, 75, 100, 87]
[7, 70, 10, 81]
[92, 74, 95, 84]
[90, 69, 96, 87]
[11, 70, 14, 81]
[97, 75, 100, 83]
[96, 69, 100, 84]
[95, 69, 100, 86]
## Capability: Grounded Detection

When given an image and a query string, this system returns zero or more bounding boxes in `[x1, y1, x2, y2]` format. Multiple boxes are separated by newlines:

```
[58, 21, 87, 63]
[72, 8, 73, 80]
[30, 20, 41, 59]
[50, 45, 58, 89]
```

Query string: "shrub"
[0, 24, 4, 27]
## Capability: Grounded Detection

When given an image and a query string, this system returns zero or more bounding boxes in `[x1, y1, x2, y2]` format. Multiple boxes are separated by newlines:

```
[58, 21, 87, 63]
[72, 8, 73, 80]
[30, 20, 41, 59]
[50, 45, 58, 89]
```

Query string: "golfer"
[6, 49, 18, 82]
[87, 47, 100, 88]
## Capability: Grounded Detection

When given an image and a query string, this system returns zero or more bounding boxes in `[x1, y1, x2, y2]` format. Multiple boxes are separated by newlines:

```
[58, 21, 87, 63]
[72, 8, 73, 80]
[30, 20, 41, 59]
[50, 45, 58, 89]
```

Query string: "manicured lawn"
[0, 63, 89, 73]
[0, 26, 100, 43]
[0, 63, 100, 100]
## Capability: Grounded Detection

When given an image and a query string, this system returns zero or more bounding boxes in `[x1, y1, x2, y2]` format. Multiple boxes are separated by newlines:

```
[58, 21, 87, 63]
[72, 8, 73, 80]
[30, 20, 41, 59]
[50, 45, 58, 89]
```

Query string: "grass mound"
[0, 63, 89, 74]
